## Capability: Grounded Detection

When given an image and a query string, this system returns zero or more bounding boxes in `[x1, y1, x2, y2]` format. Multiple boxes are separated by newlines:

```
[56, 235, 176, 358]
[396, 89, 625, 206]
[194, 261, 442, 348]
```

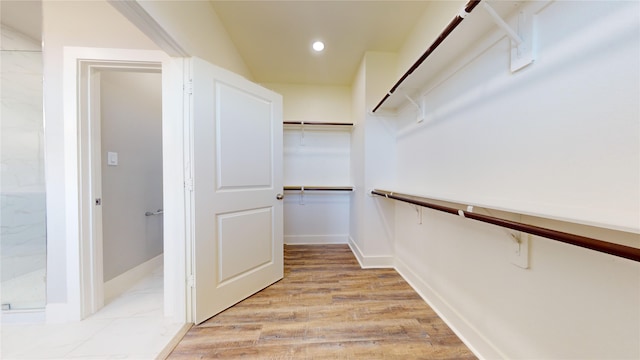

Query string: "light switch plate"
[107, 152, 118, 166]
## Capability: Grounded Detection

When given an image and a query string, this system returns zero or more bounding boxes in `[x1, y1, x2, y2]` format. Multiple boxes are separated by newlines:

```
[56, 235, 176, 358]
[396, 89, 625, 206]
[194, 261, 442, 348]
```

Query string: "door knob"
[276, 193, 284, 200]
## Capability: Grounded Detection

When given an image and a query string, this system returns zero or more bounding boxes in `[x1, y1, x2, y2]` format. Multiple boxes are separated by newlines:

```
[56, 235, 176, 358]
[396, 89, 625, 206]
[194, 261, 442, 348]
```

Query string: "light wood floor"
[168, 245, 476, 359]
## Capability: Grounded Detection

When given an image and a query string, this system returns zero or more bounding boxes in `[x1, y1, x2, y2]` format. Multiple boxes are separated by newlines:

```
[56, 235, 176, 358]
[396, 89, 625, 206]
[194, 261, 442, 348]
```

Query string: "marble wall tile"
[0, 24, 46, 310]
[1, 24, 40, 51]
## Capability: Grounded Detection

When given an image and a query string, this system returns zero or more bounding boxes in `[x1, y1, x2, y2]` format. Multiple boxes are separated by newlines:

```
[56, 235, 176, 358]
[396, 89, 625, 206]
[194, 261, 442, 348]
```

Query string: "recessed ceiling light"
[312, 41, 325, 52]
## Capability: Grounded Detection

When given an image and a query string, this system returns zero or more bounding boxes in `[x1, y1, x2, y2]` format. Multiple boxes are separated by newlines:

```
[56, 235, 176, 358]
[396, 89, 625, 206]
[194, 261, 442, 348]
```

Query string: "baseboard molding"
[1, 308, 46, 324]
[104, 254, 163, 304]
[394, 257, 504, 360]
[284, 234, 348, 245]
[156, 323, 192, 360]
[45, 302, 78, 323]
[347, 236, 394, 268]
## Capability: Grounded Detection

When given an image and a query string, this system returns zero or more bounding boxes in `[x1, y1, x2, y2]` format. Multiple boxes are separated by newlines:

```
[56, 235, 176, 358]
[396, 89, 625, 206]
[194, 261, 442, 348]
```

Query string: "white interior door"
[190, 57, 283, 324]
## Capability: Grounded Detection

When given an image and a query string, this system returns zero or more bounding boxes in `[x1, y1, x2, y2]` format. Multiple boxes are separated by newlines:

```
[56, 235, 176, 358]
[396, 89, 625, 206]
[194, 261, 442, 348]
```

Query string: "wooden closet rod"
[371, 189, 640, 262]
[372, 0, 482, 113]
[284, 121, 353, 126]
[284, 186, 354, 191]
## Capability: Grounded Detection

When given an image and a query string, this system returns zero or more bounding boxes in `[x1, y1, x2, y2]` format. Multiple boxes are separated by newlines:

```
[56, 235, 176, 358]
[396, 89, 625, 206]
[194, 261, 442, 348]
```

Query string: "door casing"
[61, 47, 188, 323]
[84, 62, 162, 317]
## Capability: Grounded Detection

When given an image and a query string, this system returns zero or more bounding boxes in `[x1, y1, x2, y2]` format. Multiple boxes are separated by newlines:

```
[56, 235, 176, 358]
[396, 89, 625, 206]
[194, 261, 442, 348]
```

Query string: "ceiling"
[209, 1, 433, 86]
[0, 0, 433, 86]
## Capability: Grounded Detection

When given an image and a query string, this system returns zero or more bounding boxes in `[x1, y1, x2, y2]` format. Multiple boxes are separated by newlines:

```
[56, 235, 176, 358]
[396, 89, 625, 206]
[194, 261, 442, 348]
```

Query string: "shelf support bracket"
[483, 3, 534, 72]
[483, 3, 523, 45]
[414, 205, 423, 225]
[403, 93, 425, 123]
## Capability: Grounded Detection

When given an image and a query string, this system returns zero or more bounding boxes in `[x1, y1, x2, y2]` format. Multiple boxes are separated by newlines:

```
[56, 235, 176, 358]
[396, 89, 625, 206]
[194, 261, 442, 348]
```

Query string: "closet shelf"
[284, 121, 353, 130]
[284, 186, 354, 192]
[372, 0, 525, 113]
[371, 189, 640, 262]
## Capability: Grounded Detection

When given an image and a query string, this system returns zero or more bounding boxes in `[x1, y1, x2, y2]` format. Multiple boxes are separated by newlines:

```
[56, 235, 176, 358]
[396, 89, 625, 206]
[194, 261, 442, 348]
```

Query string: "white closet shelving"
[282, 121, 353, 245]
[283, 121, 354, 192]
[373, 0, 528, 114]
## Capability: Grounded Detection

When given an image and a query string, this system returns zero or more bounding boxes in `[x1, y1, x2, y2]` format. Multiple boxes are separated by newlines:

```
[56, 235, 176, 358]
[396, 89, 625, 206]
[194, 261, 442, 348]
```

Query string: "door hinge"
[184, 80, 193, 95]
[184, 178, 194, 192]
[187, 274, 195, 288]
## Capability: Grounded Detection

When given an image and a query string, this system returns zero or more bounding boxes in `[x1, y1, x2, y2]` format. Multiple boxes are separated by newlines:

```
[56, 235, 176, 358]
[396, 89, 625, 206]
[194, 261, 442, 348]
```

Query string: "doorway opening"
[80, 61, 164, 317]
[57, 47, 186, 325]
[97, 68, 163, 307]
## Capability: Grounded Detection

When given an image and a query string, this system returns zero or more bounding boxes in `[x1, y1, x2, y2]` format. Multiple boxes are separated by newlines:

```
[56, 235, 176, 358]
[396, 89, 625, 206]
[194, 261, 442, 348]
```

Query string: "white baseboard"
[45, 302, 77, 323]
[156, 323, 192, 360]
[394, 257, 504, 360]
[1, 309, 46, 324]
[104, 254, 163, 304]
[284, 234, 348, 245]
[347, 236, 394, 268]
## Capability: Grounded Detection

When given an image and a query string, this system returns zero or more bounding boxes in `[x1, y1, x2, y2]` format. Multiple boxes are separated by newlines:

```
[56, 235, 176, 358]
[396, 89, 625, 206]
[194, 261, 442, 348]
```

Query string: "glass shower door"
[0, 6, 46, 311]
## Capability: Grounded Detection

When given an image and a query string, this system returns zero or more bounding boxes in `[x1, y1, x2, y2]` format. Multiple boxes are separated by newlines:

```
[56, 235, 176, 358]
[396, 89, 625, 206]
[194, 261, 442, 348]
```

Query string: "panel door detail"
[190, 57, 283, 324]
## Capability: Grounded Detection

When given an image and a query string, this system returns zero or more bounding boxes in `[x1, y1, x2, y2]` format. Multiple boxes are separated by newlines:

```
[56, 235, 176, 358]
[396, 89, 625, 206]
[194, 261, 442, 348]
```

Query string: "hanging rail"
[372, 0, 482, 113]
[284, 121, 353, 127]
[284, 186, 354, 192]
[371, 189, 640, 262]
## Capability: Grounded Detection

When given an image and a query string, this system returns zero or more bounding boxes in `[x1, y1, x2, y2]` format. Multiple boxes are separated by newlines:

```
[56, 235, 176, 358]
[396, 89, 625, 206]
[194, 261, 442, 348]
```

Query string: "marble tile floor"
[1, 267, 46, 310]
[0, 266, 186, 359]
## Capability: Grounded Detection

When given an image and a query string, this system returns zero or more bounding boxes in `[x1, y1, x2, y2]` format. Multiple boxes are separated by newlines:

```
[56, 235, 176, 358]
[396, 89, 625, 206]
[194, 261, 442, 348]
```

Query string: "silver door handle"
[276, 193, 284, 200]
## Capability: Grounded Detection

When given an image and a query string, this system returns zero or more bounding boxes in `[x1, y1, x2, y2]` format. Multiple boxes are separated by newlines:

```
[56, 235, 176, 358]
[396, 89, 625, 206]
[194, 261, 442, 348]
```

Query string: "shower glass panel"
[0, 5, 46, 311]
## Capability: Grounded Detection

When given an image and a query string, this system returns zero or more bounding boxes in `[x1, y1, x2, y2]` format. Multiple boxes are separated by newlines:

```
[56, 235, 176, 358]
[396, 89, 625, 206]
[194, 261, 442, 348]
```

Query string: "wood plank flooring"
[168, 245, 476, 359]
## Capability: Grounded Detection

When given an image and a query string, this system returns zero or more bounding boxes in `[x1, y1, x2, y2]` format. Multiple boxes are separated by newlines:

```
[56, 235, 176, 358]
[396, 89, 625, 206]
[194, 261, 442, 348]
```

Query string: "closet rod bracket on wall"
[403, 93, 425, 123]
[371, 189, 640, 263]
[482, 2, 534, 72]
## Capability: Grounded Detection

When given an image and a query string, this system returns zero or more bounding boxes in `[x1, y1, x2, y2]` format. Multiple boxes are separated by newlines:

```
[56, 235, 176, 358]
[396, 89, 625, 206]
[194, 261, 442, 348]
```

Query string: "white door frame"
[83, 61, 163, 317]
[61, 47, 187, 323]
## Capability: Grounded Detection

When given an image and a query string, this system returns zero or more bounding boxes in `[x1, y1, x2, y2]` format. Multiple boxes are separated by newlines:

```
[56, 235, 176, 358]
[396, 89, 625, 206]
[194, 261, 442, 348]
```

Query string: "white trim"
[88, 69, 105, 316]
[181, 58, 194, 324]
[1, 309, 46, 324]
[107, 0, 189, 57]
[45, 303, 72, 324]
[104, 255, 163, 304]
[345, 237, 502, 359]
[61, 47, 187, 324]
[156, 323, 193, 359]
[80, 60, 163, 318]
[347, 236, 394, 268]
[284, 234, 348, 245]
[394, 257, 504, 360]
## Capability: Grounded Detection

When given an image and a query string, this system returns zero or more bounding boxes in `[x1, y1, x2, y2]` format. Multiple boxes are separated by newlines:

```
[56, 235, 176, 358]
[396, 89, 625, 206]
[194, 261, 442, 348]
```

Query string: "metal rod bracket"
[403, 93, 425, 123]
[483, 3, 534, 72]
[458, 6, 471, 19]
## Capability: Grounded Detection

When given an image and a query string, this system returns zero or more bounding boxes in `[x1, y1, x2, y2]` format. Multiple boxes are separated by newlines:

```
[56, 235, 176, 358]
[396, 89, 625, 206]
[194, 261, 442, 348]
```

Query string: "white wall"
[349, 52, 397, 266]
[0, 24, 46, 309]
[136, 0, 252, 80]
[100, 71, 163, 282]
[263, 83, 352, 244]
[385, 1, 640, 358]
[42, 0, 252, 321]
[396, 1, 464, 79]
[395, 1, 639, 233]
[349, 61, 366, 254]
[42, 0, 159, 306]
